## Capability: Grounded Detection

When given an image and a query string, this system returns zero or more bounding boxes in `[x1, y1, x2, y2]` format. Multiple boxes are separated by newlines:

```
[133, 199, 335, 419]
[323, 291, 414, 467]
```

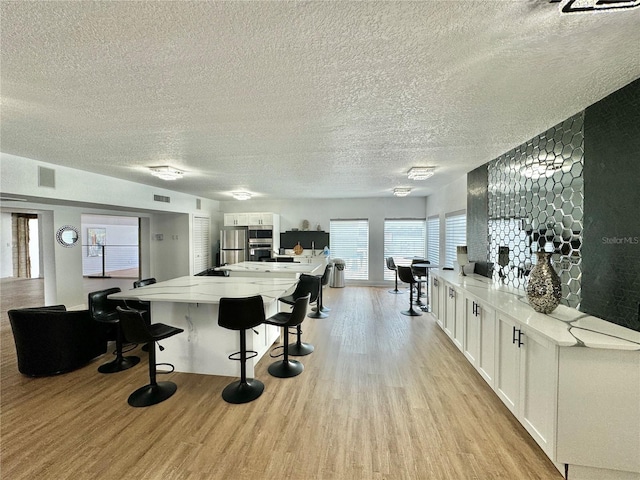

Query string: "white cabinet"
[431, 276, 442, 325]
[495, 313, 558, 458]
[224, 213, 249, 226]
[247, 212, 275, 226]
[463, 296, 495, 387]
[224, 212, 278, 227]
[443, 282, 464, 351]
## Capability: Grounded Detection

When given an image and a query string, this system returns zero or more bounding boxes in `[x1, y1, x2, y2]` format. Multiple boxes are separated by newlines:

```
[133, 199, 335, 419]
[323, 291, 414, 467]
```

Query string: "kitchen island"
[109, 275, 297, 377]
[217, 260, 324, 278]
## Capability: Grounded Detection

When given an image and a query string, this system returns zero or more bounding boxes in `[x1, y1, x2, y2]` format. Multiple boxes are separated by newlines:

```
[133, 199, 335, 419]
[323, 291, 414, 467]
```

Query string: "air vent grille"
[196, 198, 202, 210]
[153, 194, 171, 203]
[38, 166, 55, 188]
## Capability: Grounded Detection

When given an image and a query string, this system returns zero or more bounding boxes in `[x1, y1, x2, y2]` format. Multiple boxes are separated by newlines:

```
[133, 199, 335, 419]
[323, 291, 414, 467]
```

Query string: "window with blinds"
[445, 211, 466, 268]
[383, 219, 426, 280]
[329, 219, 369, 280]
[427, 215, 440, 266]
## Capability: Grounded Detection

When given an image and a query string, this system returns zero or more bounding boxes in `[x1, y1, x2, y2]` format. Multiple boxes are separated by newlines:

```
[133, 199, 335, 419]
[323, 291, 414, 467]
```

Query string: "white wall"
[1, 154, 219, 306]
[0, 212, 12, 277]
[222, 197, 428, 284]
[425, 174, 468, 265]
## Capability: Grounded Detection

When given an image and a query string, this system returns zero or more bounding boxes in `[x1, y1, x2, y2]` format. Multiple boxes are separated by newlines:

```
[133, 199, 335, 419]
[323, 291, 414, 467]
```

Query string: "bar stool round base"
[401, 308, 423, 317]
[311, 306, 331, 312]
[287, 342, 314, 356]
[222, 379, 264, 404]
[388, 289, 404, 294]
[268, 359, 304, 378]
[307, 310, 328, 319]
[98, 355, 140, 374]
[128, 381, 177, 407]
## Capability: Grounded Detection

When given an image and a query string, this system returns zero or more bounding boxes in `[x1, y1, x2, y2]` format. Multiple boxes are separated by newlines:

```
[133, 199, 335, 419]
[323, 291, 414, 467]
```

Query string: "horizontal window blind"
[330, 219, 369, 280]
[383, 219, 426, 280]
[445, 211, 466, 268]
[427, 215, 440, 266]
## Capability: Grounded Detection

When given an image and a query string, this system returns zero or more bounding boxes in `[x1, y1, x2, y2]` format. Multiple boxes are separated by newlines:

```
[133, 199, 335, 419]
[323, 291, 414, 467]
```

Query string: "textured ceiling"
[1, 1, 639, 201]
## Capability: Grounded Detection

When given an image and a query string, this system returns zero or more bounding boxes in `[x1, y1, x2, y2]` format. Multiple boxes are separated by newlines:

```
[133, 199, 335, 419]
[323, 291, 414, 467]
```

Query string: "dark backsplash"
[581, 78, 640, 332]
[465, 78, 640, 331]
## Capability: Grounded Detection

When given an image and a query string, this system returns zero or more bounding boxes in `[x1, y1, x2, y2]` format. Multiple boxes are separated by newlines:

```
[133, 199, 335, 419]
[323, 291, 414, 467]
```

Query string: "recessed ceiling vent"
[38, 166, 55, 188]
[196, 198, 202, 210]
[153, 194, 171, 203]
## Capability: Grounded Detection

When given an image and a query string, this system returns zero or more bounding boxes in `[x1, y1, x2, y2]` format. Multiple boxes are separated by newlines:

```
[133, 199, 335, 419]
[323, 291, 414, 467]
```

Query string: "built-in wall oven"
[248, 227, 273, 261]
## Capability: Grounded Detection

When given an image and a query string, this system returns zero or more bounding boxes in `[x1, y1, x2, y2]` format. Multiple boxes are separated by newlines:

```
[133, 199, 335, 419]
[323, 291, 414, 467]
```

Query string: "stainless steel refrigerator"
[220, 227, 248, 265]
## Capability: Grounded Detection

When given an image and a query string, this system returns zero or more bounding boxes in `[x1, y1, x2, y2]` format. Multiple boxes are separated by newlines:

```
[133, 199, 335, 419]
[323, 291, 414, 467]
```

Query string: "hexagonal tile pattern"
[488, 112, 583, 308]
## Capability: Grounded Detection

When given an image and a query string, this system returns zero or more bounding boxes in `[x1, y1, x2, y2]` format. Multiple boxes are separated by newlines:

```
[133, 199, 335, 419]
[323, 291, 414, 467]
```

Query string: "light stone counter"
[433, 269, 640, 350]
[217, 261, 324, 278]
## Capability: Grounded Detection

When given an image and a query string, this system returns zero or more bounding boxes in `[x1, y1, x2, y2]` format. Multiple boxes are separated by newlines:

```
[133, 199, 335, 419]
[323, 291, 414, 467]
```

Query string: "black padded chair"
[89, 288, 140, 373]
[264, 294, 311, 378]
[116, 307, 183, 407]
[396, 266, 422, 317]
[8, 305, 107, 376]
[386, 257, 403, 294]
[218, 295, 266, 404]
[311, 264, 332, 314]
[278, 274, 318, 355]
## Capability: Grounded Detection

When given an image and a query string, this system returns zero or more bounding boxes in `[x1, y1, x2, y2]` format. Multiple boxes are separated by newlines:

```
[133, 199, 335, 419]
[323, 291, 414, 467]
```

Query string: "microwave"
[248, 229, 273, 239]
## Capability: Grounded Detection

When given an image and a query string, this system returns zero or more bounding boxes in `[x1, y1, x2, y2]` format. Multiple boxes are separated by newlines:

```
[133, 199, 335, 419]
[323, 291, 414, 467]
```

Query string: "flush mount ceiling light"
[232, 191, 252, 200]
[550, 0, 639, 13]
[407, 167, 436, 181]
[393, 188, 411, 197]
[149, 166, 184, 181]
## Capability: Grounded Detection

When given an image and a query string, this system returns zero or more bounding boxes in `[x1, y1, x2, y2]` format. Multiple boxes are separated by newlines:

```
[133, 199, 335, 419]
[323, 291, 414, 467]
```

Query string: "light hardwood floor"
[0, 278, 562, 479]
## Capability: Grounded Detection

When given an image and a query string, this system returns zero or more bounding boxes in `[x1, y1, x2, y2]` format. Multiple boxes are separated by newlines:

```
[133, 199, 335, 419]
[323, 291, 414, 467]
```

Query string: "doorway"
[10, 213, 40, 279]
[81, 214, 139, 279]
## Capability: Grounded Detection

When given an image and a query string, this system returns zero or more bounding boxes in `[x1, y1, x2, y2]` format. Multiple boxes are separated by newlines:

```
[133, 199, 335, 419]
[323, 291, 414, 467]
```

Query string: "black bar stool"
[116, 307, 184, 407]
[264, 293, 310, 378]
[218, 295, 266, 404]
[89, 288, 140, 373]
[130, 278, 157, 351]
[386, 257, 404, 294]
[278, 274, 318, 355]
[311, 264, 332, 314]
[396, 266, 423, 317]
[411, 259, 429, 308]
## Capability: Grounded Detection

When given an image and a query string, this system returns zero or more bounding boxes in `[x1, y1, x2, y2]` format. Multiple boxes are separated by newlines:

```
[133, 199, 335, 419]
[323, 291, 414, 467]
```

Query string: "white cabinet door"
[495, 313, 520, 415]
[223, 213, 236, 226]
[519, 326, 558, 458]
[452, 286, 464, 351]
[431, 276, 442, 325]
[443, 283, 456, 338]
[224, 213, 249, 226]
[476, 303, 496, 388]
[464, 297, 496, 388]
[463, 296, 480, 365]
[247, 212, 273, 225]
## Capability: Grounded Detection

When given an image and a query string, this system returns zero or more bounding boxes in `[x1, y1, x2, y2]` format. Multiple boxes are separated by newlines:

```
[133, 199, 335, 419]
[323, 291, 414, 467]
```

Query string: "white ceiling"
[1, 1, 639, 201]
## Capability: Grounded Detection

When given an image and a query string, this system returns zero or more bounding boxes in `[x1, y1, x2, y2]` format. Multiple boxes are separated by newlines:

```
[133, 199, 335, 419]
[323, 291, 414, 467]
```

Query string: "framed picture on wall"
[87, 227, 106, 257]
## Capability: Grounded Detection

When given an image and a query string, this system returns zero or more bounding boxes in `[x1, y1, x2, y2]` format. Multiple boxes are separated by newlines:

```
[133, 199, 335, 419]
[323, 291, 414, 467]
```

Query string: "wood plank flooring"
[1, 278, 563, 479]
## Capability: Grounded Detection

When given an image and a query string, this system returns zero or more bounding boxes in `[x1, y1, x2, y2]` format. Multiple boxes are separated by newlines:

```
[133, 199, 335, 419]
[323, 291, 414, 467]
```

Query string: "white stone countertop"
[108, 275, 297, 305]
[432, 269, 640, 350]
[217, 261, 323, 275]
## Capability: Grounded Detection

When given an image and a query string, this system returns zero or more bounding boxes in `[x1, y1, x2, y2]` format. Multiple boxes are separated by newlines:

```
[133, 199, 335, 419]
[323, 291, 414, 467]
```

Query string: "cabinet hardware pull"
[512, 326, 518, 344]
[517, 330, 524, 348]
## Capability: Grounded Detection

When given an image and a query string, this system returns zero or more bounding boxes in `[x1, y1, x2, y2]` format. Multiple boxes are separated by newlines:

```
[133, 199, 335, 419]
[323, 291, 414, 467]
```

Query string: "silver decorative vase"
[526, 252, 562, 314]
